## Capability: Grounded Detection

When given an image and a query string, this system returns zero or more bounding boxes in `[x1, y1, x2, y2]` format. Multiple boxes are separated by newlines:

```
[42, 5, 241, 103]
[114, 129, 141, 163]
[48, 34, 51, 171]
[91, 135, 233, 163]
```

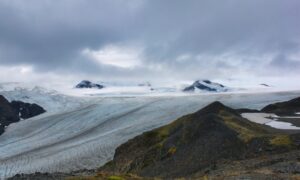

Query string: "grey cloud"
[270, 53, 300, 71]
[0, 0, 299, 82]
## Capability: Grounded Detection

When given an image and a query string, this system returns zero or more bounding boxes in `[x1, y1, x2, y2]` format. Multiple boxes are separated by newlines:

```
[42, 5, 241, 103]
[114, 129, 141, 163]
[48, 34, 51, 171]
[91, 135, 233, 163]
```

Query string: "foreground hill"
[98, 101, 300, 179]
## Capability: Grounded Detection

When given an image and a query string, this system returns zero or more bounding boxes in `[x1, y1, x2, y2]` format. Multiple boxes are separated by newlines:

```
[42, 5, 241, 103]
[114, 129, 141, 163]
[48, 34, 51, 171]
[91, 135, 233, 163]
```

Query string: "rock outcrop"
[11, 100, 46, 119]
[0, 95, 19, 135]
[0, 95, 45, 135]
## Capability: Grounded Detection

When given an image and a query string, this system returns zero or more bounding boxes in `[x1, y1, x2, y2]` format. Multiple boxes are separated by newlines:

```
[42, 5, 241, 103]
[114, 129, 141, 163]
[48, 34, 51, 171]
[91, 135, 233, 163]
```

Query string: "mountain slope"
[262, 97, 300, 115]
[100, 102, 300, 178]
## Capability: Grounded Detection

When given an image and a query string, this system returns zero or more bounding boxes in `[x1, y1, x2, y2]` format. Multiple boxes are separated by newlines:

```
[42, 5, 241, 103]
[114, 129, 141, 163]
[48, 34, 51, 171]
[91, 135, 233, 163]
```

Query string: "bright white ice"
[242, 113, 300, 130]
[265, 121, 300, 130]
[241, 113, 275, 124]
[1, 84, 300, 178]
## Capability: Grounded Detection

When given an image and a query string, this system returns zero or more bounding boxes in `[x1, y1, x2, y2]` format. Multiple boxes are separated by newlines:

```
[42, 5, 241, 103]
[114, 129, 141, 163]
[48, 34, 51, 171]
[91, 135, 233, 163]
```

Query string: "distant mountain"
[183, 80, 227, 92]
[260, 83, 270, 87]
[0, 82, 84, 113]
[75, 80, 104, 89]
[0, 95, 45, 135]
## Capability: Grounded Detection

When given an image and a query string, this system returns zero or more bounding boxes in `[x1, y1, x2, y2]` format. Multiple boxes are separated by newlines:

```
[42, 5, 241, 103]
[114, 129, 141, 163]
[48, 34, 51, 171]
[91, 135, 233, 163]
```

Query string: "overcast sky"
[0, 0, 299, 87]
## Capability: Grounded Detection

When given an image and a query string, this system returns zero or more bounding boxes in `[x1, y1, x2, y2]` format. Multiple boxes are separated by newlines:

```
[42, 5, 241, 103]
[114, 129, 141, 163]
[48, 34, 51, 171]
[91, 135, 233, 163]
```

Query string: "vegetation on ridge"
[98, 101, 300, 179]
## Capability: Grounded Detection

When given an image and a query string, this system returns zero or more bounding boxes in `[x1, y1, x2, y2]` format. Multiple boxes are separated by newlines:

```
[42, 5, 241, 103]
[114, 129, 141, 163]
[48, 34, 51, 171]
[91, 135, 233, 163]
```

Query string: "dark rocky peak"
[260, 83, 270, 87]
[202, 80, 225, 87]
[0, 95, 19, 134]
[195, 101, 237, 116]
[183, 80, 227, 92]
[75, 80, 104, 89]
[0, 95, 45, 136]
[203, 80, 212, 84]
[11, 101, 46, 119]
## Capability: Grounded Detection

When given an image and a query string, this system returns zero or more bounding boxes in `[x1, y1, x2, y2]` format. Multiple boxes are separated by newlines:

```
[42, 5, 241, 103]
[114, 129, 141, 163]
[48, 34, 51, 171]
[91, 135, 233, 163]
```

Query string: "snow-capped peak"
[75, 80, 104, 89]
[183, 80, 228, 92]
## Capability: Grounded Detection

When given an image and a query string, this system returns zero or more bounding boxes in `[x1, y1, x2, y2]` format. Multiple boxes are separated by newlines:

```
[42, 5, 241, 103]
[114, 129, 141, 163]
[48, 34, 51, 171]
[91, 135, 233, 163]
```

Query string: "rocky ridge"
[0, 95, 45, 135]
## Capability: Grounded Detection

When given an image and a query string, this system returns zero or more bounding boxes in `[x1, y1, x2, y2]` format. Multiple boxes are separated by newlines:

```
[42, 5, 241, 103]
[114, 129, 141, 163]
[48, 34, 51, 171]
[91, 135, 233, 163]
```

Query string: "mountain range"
[74, 79, 229, 93]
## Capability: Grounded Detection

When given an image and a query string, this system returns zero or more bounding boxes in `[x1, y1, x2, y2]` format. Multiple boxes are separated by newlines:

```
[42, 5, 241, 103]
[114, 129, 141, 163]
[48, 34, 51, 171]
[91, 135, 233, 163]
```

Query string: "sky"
[0, 0, 300, 88]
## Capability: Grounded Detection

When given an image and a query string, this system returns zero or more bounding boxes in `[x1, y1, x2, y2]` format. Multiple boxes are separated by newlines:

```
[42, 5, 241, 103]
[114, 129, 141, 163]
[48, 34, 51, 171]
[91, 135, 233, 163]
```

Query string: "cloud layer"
[0, 0, 300, 85]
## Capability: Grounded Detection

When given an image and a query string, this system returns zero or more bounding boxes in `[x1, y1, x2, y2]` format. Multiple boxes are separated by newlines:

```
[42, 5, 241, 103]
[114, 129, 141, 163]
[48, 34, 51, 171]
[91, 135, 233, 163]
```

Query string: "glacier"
[0, 87, 300, 178]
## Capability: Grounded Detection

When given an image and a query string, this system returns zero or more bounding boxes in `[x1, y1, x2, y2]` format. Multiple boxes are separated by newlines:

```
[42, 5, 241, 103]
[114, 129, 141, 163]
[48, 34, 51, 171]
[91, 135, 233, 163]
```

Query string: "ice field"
[1, 86, 300, 178]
